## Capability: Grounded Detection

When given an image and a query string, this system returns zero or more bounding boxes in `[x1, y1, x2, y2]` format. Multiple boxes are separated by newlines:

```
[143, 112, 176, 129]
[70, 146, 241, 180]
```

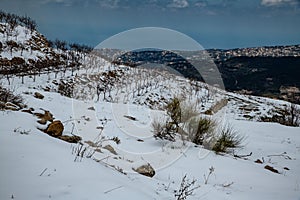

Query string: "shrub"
[58, 80, 74, 98]
[174, 174, 200, 200]
[186, 117, 216, 145]
[166, 97, 181, 127]
[284, 103, 300, 127]
[152, 118, 176, 142]
[153, 97, 183, 142]
[260, 104, 300, 127]
[180, 101, 199, 123]
[0, 84, 23, 109]
[212, 125, 243, 153]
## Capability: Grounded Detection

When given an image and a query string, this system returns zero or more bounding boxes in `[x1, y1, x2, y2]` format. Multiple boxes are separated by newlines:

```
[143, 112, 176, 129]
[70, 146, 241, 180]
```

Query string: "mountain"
[112, 46, 300, 104]
[0, 12, 300, 200]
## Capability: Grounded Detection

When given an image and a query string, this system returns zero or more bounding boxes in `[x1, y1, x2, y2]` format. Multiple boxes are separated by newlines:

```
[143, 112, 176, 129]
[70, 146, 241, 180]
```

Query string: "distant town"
[208, 44, 300, 61]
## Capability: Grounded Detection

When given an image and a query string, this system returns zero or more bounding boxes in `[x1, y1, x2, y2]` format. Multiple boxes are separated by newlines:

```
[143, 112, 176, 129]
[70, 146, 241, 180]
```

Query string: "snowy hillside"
[1, 74, 300, 199]
[1, 17, 300, 200]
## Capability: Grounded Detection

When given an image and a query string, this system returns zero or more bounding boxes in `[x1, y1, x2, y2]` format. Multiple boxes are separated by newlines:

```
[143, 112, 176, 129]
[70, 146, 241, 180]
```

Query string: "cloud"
[40, 0, 71, 5]
[261, 0, 299, 6]
[168, 0, 189, 8]
[97, 0, 120, 8]
[194, 0, 207, 8]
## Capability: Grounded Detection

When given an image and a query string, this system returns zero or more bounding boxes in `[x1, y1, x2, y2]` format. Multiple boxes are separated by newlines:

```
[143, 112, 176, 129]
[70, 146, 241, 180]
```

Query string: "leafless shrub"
[0, 84, 23, 109]
[203, 166, 215, 184]
[72, 125, 121, 162]
[180, 101, 199, 123]
[174, 174, 200, 200]
[285, 103, 300, 127]
[260, 103, 300, 127]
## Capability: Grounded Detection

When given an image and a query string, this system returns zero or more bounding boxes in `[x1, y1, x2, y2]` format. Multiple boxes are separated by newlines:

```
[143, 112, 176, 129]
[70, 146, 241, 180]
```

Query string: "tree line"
[0, 10, 37, 32]
[0, 11, 94, 84]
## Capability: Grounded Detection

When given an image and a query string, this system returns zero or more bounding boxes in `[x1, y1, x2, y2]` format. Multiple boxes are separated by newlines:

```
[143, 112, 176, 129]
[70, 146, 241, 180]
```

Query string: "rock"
[22, 107, 34, 114]
[124, 115, 137, 121]
[35, 110, 53, 125]
[34, 92, 44, 99]
[46, 120, 64, 137]
[103, 145, 117, 155]
[133, 163, 155, 178]
[43, 87, 50, 92]
[255, 159, 263, 164]
[5, 102, 20, 111]
[58, 135, 81, 143]
[264, 165, 279, 174]
[88, 106, 95, 111]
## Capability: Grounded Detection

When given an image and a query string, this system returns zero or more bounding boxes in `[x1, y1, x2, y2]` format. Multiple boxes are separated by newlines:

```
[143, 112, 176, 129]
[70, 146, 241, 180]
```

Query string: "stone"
[264, 165, 279, 174]
[133, 163, 155, 178]
[34, 92, 44, 99]
[87, 106, 95, 111]
[5, 102, 20, 111]
[58, 135, 81, 143]
[255, 159, 263, 164]
[46, 120, 64, 137]
[35, 110, 53, 125]
[21, 107, 34, 114]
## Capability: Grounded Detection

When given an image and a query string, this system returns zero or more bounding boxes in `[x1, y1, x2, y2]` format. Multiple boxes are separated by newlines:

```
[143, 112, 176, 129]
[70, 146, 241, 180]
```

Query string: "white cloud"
[261, 0, 299, 6]
[40, 0, 73, 6]
[168, 0, 189, 8]
[96, 0, 120, 8]
[194, 1, 207, 8]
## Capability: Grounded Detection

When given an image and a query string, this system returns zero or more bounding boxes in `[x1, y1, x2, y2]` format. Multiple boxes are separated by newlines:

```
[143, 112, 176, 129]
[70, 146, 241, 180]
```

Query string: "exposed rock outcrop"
[133, 163, 155, 178]
[46, 120, 64, 137]
[34, 110, 53, 125]
[58, 135, 81, 143]
[34, 92, 44, 99]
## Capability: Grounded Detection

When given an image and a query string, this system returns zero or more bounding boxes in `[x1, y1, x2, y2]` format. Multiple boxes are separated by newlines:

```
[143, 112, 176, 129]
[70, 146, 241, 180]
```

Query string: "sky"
[1, 0, 300, 49]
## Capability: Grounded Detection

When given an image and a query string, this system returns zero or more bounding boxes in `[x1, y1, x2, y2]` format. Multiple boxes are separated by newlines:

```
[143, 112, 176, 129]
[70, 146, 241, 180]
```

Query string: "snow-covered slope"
[0, 83, 300, 200]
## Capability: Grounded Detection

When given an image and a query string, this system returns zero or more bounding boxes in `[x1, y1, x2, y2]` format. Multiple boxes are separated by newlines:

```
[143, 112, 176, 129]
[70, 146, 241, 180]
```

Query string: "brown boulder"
[46, 120, 64, 137]
[264, 165, 279, 174]
[35, 110, 53, 125]
[133, 163, 155, 178]
[34, 92, 44, 99]
[255, 159, 263, 164]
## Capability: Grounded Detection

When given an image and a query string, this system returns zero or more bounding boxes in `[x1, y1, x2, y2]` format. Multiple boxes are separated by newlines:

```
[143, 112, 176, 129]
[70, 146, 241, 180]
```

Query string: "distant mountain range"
[111, 46, 300, 104]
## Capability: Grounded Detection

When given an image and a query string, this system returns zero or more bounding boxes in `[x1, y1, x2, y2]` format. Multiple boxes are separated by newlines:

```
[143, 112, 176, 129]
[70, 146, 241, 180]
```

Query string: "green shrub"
[153, 97, 182, 141]
[212, 125, 243, 153]
[187, 117, 216, 145]
[166, 97, 181, 127]
[152, 118, 176, 142]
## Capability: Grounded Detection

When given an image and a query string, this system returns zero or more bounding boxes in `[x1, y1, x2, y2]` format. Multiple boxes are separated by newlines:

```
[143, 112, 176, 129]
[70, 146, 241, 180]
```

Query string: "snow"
[1, 81, 300, 199]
